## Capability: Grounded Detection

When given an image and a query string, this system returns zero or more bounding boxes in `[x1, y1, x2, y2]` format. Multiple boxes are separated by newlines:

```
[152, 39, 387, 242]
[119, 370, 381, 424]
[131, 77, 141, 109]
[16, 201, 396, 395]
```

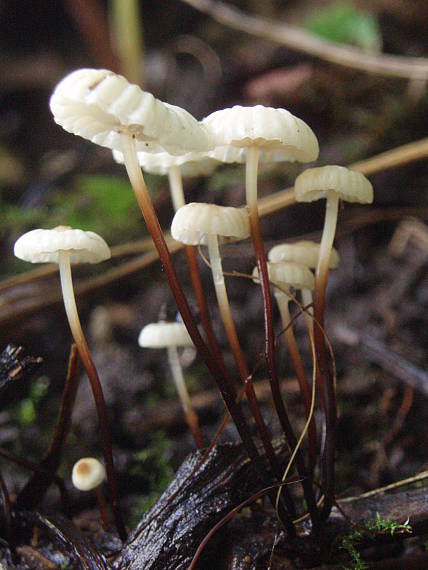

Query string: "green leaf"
[305, 2, 382, 51]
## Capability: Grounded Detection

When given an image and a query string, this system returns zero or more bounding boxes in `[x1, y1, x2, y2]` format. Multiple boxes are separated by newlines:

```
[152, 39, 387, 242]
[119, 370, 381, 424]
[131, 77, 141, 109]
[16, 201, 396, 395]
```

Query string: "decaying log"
[115, 443, 428, 569]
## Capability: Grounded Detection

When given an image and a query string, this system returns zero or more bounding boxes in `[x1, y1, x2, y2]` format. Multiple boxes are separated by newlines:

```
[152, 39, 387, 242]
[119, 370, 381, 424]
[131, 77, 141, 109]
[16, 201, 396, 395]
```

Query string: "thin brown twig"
[179, 0, 428, 80]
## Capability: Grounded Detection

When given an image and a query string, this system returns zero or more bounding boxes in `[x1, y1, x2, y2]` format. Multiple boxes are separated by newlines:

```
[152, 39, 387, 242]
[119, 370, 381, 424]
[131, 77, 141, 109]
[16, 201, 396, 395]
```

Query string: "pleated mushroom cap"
[253, 262, 315, 291]
[14, 226, 111, 265]
[295, 165, 373, 204]
[268, 240, 340, 269]
[72, 458, 106, 491]
[50, 68, 213, 154]
[138, 322, 194, 348]
[113, 149, 219, 177]
[171, 203, 250, 246]
[202, 105, 319, 163]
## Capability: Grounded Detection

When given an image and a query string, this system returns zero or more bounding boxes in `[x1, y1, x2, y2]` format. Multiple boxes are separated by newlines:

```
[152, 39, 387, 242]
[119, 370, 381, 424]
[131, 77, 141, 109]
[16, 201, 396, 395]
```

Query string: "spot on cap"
[72, 457, 106, 491]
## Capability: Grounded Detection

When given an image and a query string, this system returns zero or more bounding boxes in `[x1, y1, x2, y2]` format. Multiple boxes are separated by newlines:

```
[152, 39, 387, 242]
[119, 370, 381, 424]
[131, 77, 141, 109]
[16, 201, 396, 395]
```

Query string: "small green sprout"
[340, 513, 412, 569]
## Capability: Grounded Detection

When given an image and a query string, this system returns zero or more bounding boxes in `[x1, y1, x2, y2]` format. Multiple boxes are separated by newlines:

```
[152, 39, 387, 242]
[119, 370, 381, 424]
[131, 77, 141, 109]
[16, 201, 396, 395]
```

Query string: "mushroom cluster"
[13, 67, 374, 537]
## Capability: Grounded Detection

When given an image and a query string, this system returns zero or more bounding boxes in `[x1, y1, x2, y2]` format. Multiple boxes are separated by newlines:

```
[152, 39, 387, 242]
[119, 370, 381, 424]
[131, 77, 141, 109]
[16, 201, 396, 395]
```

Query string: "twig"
[179, 0, 428, 80]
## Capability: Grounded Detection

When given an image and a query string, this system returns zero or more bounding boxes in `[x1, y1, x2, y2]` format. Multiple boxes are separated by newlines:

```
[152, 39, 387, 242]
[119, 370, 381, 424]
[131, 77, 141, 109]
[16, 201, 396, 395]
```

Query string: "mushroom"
[171, 202, 300, 527]
[138, 321, 203, 448]
[72, 457, 109, 529]
[268, 240, 340, 329]
[49, 70, 260, 473]
[202, 105, 319, 440]
[14, 225, 126, 540]
[253, 262, 317, 468]
[113, 149, 223, 361]
[294, 165, 373, 518]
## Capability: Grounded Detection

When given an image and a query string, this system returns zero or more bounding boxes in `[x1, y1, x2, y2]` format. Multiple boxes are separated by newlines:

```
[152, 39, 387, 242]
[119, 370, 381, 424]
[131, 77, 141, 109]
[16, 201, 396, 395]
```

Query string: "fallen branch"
[179, 0, 428, 80]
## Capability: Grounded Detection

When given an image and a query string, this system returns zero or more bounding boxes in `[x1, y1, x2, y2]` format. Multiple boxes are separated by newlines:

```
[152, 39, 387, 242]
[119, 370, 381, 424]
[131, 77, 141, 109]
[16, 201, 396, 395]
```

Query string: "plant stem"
[120, 134, 265, 487]
[17, 345, 81, 508]
[245, 146, 319, 528]
[206, 235, 297, 525]
[168, 165, 225, 365]
[313, 190, 339, 519]
[275, 292, 318, 471]
[167, 346, 204, 448]
[58, 252, 127, 541]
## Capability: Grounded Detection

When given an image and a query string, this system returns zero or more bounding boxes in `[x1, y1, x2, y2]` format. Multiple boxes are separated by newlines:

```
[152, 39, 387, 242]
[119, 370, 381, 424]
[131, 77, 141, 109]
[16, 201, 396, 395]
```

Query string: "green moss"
[340, 513, 412, 569]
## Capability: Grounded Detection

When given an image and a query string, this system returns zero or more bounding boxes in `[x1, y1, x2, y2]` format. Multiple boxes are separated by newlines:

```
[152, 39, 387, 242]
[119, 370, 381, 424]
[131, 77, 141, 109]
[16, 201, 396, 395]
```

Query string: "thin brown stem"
[120, 134, 266, 487]
[17, 345, 81, 508]
[185, 245, 225, 368]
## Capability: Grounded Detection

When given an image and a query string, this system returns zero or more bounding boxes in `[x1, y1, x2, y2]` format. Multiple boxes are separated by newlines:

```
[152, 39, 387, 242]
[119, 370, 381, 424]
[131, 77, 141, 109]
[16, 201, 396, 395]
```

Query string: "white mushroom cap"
[138, 321, 194, 348]
[112, 149, 219, 177]
[268, 240, 340, 269]
[50, 68, 213, 155]
[14, 226, 111, 265]
[253, 262, 315, 291]
[295, 165, 373, 204]
[202, 105, 319, 163]
[72, 457, 106, 491]
[171, 203, 250, 246]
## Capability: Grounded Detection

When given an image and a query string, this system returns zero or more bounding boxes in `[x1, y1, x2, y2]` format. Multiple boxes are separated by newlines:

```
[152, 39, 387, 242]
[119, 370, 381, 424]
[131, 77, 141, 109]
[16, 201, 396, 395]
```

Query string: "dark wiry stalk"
[0, 467, 12, 547]
[18, 345, 81, 508]
[313, 191, 339, 519]
[246, 147, 319, 528]
[185, 245, 226, 368]
[120, 134, 275, 511]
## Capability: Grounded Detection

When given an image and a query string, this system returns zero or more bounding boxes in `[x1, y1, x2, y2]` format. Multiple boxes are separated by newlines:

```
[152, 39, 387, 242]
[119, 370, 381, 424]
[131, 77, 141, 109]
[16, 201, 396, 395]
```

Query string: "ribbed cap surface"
[253, 262, 315, 290]
[202, 105, 319, 162]
[113, 149, 219, 177]
[295, 165, 373, 203]
[268, 240, 340, 269]
[50, 68, 213, 154]
[138, 322, 194, 348]
[171, 203, 250, 245]
[14, 226, 111, 264]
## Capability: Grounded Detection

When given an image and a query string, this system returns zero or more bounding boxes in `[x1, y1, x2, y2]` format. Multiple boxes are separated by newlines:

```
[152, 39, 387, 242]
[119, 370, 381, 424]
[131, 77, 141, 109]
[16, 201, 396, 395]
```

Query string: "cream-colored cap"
[138, 321, 194, 348]
[268, 240, 340, 269]
[14, 226, 111, 265]
[72, 458, 106, 491]
[295, 165, 373, 204]
[202, 105, 319, 162]
[253, 262, 315, 291]
[113, 149, 219, 177]
[171, 203, 250, 246]
[50, 68, 213, 155]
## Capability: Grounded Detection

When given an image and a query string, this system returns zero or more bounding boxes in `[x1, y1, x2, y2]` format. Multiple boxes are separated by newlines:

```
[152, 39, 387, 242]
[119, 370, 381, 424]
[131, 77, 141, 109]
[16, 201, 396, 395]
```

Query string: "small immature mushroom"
[138, 321, 203, 449]
[14, 226, 126, 541]
[253, 262, 317, 467]
[72, 457, 109, 529]
[268, 240, 340, 329]
[294, 165, 373, 518]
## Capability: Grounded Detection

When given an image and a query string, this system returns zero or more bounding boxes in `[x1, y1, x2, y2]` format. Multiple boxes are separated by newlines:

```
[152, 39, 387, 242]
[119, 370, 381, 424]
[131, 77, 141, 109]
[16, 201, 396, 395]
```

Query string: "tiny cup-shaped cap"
[138, 321, 194, 348]
[253, 262, 315, 291]
[171, 203, 250, 246]
[268, 240, 340, 269]
[113, 149, 219, 177]
[72, 457, 106, 491]
[50, 68, 213, 155]
[202, 105, 319, 162]
[295, 165, 373, 204]
[14, 226, 111, 265]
